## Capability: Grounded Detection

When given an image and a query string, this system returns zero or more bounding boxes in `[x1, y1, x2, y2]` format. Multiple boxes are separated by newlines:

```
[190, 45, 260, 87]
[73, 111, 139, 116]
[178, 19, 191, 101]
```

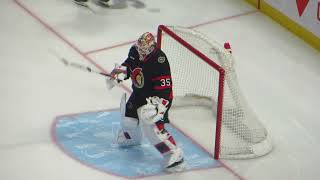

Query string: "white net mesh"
[158, 26, 272, 159]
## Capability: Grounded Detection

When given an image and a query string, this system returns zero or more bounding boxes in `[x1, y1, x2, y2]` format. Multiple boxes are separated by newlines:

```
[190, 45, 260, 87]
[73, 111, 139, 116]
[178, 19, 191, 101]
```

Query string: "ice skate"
[164, 148, 186, 173]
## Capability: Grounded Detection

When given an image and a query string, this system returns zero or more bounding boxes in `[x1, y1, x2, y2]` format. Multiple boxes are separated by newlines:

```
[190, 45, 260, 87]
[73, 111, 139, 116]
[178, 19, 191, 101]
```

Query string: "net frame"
[157, 25, 272, 159]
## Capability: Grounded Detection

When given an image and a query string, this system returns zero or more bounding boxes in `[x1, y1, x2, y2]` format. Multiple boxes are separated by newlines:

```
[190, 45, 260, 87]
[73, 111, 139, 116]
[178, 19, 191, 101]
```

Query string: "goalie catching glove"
[139, 96, 169, 124]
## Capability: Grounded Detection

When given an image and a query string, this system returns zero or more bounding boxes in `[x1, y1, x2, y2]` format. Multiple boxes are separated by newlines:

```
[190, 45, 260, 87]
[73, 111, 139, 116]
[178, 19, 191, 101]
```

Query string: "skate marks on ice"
[52, 109, 221, 178]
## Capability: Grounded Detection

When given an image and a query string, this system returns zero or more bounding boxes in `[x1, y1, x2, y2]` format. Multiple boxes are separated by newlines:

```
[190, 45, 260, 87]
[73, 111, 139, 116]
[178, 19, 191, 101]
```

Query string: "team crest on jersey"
[131, 68, 144, 88]
[158, 56, 166, 63]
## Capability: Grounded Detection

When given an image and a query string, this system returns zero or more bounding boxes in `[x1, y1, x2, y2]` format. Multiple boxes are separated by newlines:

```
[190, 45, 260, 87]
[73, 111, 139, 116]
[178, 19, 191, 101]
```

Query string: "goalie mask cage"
[157, 25, 272, 159]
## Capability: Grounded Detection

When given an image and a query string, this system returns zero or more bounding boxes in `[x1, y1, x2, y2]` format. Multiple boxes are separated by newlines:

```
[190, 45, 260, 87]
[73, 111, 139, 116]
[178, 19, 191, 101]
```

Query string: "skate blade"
[165, 161, 186, 173]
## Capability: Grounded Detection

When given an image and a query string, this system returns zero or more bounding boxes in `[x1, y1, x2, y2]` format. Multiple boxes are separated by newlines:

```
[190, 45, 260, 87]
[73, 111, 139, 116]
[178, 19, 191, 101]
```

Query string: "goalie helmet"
[135, 32, 156, 61]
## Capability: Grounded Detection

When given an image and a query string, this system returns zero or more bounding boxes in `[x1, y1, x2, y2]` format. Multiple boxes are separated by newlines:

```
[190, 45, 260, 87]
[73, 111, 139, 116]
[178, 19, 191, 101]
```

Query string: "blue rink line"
[53, 109, 221, 178]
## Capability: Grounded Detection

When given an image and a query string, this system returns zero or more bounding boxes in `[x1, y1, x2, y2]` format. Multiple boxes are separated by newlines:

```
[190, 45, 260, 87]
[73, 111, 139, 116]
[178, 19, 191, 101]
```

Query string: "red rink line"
[187, 10, 258, 29]
[85, 40, 137, 55]
[13, 0, 245, 179]
[12, 0, 131, 93]
[84, 10, 258, 55]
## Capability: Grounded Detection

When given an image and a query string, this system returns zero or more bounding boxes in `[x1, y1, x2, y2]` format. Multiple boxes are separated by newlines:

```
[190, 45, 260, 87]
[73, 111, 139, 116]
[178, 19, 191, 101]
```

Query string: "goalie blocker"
[112, 32, 186, 172]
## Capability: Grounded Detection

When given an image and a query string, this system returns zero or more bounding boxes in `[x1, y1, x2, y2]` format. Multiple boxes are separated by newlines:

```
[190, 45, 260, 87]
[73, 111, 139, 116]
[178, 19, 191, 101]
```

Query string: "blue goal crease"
[53, 110, 221, 178]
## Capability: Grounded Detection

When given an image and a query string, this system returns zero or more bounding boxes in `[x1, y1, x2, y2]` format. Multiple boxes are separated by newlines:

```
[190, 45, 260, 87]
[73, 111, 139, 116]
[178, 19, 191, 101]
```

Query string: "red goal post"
[157, 25, 272, 159]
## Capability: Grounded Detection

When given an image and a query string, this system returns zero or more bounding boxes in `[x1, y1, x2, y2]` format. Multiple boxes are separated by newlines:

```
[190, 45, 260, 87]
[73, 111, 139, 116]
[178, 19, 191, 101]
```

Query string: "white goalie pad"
[136, 97, 176, 154]
[138, 119, 184, 168]
[117, 93, 142, 147]
[116, 119, 142, 147]
[137, 99, 185, 169]
[120, 93, 126, 119]
[138, 104, 177, 155]
[140, 122, 176, 153]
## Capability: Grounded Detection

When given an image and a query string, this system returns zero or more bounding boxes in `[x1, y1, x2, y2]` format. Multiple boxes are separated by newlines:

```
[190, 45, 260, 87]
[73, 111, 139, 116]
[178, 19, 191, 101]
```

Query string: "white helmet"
[135, 32, 156, 61]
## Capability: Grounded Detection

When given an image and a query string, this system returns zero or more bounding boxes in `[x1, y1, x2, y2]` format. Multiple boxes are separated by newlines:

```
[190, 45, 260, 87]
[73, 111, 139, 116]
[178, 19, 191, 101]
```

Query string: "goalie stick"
[59, 57, 113, 78]
[49, 49, 123, 92]
[49, 49, 113, 78]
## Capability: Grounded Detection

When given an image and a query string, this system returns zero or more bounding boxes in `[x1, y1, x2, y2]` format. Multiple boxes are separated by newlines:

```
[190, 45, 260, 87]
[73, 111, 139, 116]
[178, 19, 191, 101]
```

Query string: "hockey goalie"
[108, 32, 186, 172]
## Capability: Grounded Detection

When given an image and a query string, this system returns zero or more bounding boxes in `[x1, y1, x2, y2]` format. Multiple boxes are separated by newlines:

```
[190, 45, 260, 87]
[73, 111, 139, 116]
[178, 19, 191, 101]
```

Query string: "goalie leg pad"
[137, 104, 176, 152]
[141, 121, 177, 153]
[139, 120, 184, 169]
[117, 93, 142, 147]
[117, 116, 143, 147]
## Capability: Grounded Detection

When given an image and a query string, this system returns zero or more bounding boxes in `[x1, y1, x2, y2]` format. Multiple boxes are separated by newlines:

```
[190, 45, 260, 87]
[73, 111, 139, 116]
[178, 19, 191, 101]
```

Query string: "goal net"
[157, 25, 272, 159]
